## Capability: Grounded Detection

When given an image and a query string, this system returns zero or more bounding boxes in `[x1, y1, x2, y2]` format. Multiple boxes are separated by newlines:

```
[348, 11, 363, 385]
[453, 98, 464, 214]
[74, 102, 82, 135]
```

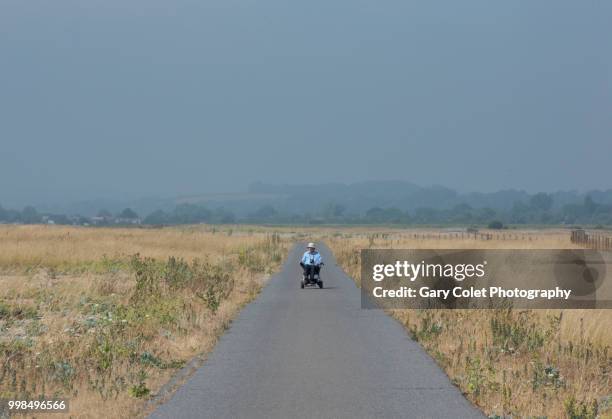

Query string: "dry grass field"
[325, 229, 612, 419]
[1, 225, 610, 418]
[0, 225, 292, 418]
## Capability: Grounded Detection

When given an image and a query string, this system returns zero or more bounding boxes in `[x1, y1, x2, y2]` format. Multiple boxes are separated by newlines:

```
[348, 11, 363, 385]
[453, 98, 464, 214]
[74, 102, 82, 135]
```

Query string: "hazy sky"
[1, 0, 611, 205]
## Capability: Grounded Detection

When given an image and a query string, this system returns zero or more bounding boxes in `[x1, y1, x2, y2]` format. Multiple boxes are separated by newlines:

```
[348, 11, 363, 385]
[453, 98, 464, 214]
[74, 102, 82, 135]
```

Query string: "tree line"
[2, 193, 611, 227]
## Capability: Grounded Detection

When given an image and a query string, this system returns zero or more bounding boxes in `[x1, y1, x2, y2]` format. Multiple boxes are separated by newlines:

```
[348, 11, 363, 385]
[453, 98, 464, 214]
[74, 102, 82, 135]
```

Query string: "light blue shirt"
[301, 251, 322, 265]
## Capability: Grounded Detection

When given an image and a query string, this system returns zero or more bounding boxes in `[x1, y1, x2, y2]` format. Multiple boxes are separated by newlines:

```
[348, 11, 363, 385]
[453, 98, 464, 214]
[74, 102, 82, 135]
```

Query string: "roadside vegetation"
[326, 230, 612, 419]
[1, 224, 610, 418]
[0, 225, 290, 418]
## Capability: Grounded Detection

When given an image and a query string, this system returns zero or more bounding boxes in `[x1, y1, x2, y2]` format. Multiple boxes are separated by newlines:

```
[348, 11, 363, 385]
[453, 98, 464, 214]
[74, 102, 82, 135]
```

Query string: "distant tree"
[381, 208, 407, 223]
[509, 201, 530, 224]
[476, 207, 497, 223]
[212, 208, 236, 224]
[97, 209, 113, 218]
[584, 195, 598, 215]
[0, 205, 7, 221]
[173, 204, 211, 224]
[118, 208, 139, 219]
[414, 207, 436, 223]
[530, 193, 553, 211]
[449, 203, 474, 223]
[50, 214, 71, 225]
[144, 210, 169, 225]
[592, 212, 612, 225]
[452, 203, 473, 213]
[251, 205, 277, 219]
[488, 220, 504, 229]
[323, 203, 346, 218]
[3, 209, 20, 223]
[365, 207, 408, 224]
[560, 203, 581, 224]
[366, 207, 384, 219]
[21, 206, 41, 224]
[539, 209, 554, 223]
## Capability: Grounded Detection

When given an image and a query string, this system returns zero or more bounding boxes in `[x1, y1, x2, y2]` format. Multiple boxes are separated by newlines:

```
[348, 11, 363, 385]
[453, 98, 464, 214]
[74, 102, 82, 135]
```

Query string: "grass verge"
[0, 225, 290, 418]
[325, 230, 612, 419]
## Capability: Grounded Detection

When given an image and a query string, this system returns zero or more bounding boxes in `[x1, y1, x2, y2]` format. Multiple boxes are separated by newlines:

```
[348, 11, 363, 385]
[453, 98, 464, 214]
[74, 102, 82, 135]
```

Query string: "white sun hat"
[307, 242, 316, 248]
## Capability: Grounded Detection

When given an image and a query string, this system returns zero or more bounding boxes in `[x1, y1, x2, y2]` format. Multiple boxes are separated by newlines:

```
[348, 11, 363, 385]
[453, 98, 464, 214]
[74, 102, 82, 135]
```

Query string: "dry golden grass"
[2, 225, 610, 418]
[325, 229, 612, 418]
[0, 225, 292, 418]
[0, 225, 281, 271]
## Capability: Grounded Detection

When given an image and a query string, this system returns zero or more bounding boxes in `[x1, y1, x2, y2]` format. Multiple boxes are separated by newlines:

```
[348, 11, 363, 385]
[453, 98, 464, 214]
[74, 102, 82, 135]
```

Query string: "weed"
[139, 352, 162, 368]
[465, 357, 485, 397]
[128, 382, 150, 398]
[490, 309, 544, 353]
[51, 361, 75, 388]
[411, 311, 443, 342]
[0, 302, 38, 320]
[564, 396, 598, 419]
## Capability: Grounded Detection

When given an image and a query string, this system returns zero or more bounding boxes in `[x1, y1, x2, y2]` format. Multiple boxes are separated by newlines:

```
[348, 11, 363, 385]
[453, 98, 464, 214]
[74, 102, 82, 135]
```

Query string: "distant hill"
[18, 181, 612, 222]
[244, 181, 607, 215]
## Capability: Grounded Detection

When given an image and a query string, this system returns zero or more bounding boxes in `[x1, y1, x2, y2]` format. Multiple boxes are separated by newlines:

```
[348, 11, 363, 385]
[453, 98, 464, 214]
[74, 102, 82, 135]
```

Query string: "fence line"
[361, 230, 612, 249]
[406, 232, 539, 241]
[571, 229, 612, 250]
[363, 232, 540, 241]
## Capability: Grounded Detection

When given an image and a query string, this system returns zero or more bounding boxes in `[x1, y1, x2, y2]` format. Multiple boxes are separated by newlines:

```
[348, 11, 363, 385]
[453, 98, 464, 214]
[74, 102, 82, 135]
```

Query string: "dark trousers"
[301, 264, 320, 279]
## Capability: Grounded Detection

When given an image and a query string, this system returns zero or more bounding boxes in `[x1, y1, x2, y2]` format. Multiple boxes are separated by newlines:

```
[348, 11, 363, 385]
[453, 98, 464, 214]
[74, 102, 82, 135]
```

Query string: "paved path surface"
[150, 244, 483, 419]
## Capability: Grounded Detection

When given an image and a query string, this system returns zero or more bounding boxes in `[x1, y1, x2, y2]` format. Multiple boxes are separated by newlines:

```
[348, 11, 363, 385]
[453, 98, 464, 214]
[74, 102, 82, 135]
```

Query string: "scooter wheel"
[300, 279, 305, 289]
[318, 280, 323, 289]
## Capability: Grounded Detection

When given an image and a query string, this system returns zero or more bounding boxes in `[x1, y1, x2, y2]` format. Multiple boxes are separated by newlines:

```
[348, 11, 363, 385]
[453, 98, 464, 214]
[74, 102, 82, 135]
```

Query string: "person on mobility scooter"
[300, 242, 323, 289]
